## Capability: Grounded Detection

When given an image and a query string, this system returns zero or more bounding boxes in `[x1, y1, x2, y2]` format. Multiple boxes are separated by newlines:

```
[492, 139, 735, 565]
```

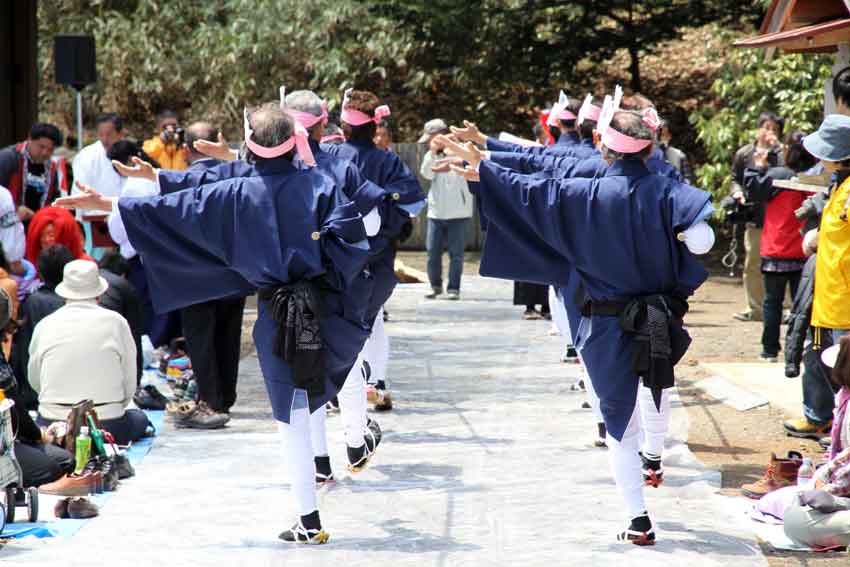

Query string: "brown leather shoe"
[39, 473, 95, 497]
[67, 497, 99, 519]
[741, 451, 803, 499]
[54, 498, 70, 519]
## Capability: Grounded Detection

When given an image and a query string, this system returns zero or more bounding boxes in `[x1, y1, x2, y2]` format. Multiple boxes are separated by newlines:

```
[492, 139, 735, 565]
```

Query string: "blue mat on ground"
[1, 410, 165, 539]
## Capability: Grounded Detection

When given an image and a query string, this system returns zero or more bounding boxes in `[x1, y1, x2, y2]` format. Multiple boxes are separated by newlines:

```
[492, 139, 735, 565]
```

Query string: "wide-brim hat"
[55, 259, 109, 300]
[803, 114, 850, 162]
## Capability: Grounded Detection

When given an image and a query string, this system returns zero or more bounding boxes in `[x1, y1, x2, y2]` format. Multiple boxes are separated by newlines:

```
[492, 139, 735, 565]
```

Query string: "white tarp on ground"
[6, 277, 767, 566]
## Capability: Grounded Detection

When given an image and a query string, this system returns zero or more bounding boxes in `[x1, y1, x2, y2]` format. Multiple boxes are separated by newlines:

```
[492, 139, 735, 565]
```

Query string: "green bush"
[691, 47, 832, 202]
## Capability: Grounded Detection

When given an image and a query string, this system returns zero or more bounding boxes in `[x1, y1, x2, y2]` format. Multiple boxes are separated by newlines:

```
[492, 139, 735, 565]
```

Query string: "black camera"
[720, 195, 756, 225]
[163, 126, 185, 147]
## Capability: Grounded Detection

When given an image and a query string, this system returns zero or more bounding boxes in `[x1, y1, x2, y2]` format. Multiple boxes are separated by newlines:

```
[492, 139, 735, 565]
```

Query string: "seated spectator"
[744, 131, 818, 363]
[784, 336, 850, 548]
[72, 113, 125, 200]
[12, 244, 75, 410]
[25, 206, 90, 268]
[0, 185, 27, 276]
[29, 260, 150, 445]
[0, 123, 66, 223]
[98, 251, 144, 387]
[0, 288, 75, 487]
[142, 110, 187, 170]
[0, 244, 20, 360]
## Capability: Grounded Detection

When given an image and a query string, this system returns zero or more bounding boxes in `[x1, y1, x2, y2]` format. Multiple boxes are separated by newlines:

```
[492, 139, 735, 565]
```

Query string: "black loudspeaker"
[54, 35, 97, 89]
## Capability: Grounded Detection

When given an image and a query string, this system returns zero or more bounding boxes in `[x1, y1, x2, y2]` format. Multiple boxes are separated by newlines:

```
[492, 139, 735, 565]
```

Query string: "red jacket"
[761, 189, 807, 259]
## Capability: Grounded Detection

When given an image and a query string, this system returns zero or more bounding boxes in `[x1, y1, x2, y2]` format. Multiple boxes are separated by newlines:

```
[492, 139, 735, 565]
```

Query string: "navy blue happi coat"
[475, 158, 711, 440]
[119, 158, 371, 422]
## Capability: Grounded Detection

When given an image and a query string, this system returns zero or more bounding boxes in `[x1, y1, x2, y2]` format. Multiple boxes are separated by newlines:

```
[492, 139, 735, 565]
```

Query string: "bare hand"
[54, 182, 116, 212]
[194, 132, 236, 162]
[732, 190, 746, 205]
[16, 206, 34, 222]
[450, 120, 486, 146]
[113, 156, 157, 181]
[435, 135, 484, 168]
[432, 157, 464, 173]
[450, 164, 480, 182]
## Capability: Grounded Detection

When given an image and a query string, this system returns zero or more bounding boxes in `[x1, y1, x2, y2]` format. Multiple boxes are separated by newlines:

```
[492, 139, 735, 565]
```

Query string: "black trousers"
[16, 441, 75, 487]
[181, 297, 246, 413]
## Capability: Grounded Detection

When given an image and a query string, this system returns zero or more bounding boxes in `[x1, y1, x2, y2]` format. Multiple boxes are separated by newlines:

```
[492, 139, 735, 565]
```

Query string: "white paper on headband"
[558, 90, 568, 106]
[597, 95, 614, 137]
[577, 94, 593, 126]
[342, 87, 354, 109]
[279, 85, 286, 108]
[613, 84, 623, 110]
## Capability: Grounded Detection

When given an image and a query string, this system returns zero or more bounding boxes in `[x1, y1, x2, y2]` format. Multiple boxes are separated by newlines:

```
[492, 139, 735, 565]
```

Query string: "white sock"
[337, 353, 368, 449]
[638, 385, 671, 458]
[363, 308, 389, 386]
[276, 398, 317, 516]
[309, 403, 328, 457]
[606, 404, 647, 520]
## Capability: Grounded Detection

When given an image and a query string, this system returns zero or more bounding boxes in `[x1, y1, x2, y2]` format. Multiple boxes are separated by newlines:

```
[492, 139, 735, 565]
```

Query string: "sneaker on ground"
[325, 397, 340, 415]
[740, 451, 803, 499]
[759, 353, 779, 363]
[174, 401, 230, 429]
[446, 290, 460, 300]
[594, 422, 607, 448]
[569, 379, 586, 392]
[616, 514, 655, 546]
[561, 345, 580, 363]
[784, 417, 832, 439]
[133, 384, 169, 410]
[279, 512, 329, 544]
[425, 288, 442, 299]
[640, 452, 664, 487]
[522, 309, 542, 320]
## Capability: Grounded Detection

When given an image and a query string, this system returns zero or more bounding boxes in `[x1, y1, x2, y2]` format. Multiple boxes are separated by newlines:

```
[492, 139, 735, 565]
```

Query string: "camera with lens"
[163, 126, 185, 147]
[720, 195, 756, 225]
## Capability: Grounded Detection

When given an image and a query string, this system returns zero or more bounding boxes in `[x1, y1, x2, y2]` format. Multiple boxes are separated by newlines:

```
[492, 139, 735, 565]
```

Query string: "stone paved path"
[8, 277, 767, 566]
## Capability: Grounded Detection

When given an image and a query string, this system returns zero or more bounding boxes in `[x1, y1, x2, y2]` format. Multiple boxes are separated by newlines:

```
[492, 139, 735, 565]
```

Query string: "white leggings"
[638, 385, 671, 458]
[362, 307, 389, 386]
[584, 364, 604, 424]
[606, 404, 646, 519]
[277, 392, 318, 517]
[336, 353, 368, 448]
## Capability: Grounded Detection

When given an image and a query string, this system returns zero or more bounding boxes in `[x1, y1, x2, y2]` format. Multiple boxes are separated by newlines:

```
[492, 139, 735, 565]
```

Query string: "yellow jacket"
[142, 136, 188, 170]
[812, 175, 850, 329]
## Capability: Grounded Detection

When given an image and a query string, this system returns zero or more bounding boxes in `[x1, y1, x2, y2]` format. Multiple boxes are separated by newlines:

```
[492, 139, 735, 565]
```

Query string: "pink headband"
[341, 105, 391, 126]
[600, 109, 661, 154]
[321, 133, 345, 144]
[546, 90, 576, 127]
[577, 94, 602, 126]
[279, 86, 329, 129]
[243, 108, 316, 166]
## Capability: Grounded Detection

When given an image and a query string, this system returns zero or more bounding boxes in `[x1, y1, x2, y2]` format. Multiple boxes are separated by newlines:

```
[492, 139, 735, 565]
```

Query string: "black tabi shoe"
[616, 513, 656, 546]
[640, 452, 664, 487]
[347, 419, 382, 473]
[278, 511, 329, 544]
[315, 455, 335, 488]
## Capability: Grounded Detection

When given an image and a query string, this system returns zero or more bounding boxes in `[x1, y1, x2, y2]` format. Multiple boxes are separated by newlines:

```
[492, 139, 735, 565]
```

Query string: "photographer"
[142, 109, 187, 170]
[419, 119, 473, 300]
[730, 111, 785, 322]
[744, 131, 816, 362]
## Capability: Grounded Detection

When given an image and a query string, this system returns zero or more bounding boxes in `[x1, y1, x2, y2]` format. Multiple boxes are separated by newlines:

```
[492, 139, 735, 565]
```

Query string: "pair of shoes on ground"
[784, 416, 832, 439]
[133, 384, 169, 410]
[167, 400, 230, 429]
[425, 288, 461, 300]
[54, 497, 98, 519]
[561, 345, 580, 363]
[39, 471, 101, 497]
[740, 450, 803, 498]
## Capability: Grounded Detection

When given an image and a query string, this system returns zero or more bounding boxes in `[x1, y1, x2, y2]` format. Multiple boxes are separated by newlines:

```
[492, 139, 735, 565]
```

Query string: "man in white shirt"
[29, 259, 149, 445]
[419, 119, 474, 300]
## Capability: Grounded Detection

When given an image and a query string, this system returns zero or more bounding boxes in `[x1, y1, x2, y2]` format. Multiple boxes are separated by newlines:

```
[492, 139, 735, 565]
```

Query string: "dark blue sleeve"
[345, 162, 389, 215]
[475, 161, 577, 287]
[157, 161, 252, 194]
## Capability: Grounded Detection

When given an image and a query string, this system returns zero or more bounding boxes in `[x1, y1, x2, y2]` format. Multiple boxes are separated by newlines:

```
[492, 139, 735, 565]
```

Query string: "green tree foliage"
[691, 48, 833, 200]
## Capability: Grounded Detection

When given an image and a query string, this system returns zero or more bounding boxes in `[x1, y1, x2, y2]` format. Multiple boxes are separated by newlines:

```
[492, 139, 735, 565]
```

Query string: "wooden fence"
[393, 142, 485, 251]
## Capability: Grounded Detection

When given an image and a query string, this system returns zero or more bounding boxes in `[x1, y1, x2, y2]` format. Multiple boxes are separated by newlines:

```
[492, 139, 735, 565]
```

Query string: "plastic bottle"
[797, 457, 814, 487]
[74, 426, 92, 475]
[86, 414, 106, 456]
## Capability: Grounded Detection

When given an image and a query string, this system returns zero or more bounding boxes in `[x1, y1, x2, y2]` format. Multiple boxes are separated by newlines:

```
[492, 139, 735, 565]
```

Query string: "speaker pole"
[75, 88, 83, 152]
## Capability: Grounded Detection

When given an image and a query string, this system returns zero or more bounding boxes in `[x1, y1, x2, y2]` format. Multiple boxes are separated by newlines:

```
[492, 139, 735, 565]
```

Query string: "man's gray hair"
[244, 102, 294, 162]
[284, 90, 325, 135]
[601, 110, 654, 161]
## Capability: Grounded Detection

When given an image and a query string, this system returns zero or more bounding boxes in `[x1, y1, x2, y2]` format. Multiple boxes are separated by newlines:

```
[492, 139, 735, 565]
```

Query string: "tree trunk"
[628, 43, 642, 93]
